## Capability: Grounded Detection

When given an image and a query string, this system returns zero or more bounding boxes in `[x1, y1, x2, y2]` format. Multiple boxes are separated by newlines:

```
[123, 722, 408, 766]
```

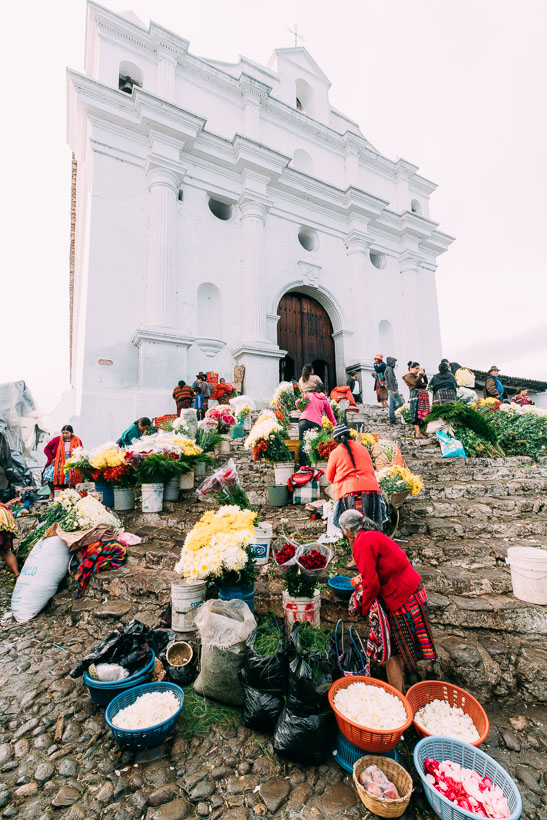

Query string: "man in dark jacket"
[385, 357, 404, 423]
[484, 366, 508, 401]
[346, 371, 362, 404]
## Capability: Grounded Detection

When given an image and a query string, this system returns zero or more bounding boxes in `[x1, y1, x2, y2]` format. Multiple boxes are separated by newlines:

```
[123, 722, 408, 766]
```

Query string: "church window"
[292, 148, 314, 175]
[411, 199, 422, 215]
[370, 251, 386, 270]
[295, 78, 313, 113]
[208, 197, 232, 221]
[379, 319, 394, 352]
[197, 283, 222, 332]
[298, 228, 318, 252]
[118, 61, 143, 94]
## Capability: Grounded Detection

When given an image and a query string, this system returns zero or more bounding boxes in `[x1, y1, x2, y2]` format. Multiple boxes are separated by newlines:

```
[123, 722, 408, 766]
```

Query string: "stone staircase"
[48, 404, 547, 706]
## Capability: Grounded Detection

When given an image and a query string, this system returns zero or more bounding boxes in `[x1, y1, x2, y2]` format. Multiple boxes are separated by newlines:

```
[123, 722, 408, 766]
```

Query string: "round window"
[208, 198, 232, 221]
[298, 228, 318, 252]
[370, 251, 386, 270]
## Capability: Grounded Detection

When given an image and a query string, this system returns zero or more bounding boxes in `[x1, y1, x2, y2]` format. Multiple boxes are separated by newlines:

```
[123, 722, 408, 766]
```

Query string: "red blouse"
[353, 530, 421, 615]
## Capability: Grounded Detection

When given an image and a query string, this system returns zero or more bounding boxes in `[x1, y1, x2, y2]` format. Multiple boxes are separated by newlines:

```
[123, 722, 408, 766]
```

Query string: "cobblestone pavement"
[0, 607, 546, 819]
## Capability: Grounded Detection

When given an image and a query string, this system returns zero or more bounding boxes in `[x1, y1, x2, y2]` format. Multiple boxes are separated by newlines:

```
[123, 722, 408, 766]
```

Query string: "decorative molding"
[231, 342, 286, 361]
[297, 261, 322, 286]
[132, 328, 195, 348]
[195, 337, 226, 357]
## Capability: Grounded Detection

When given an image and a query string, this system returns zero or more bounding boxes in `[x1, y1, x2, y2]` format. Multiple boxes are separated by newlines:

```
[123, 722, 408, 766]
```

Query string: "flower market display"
[174, 505, 256, 583]
[271, 380, 299, 413]
[244, 413, 292, 462]
[414, 699, 480, 744]
[301, 419, 336, 463]
[377, 465, 424, 499]
[196, 459, 256, 512]
[333, 681, 408, 730]
[111, 690, 180, 730]
[424, 759, 510, 818]
[205, 407, 236, 434]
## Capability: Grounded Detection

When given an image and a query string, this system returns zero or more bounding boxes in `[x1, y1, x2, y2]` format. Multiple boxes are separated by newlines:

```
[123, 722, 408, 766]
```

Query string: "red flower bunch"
[317, 440, 336, 459]
[274, 543, 296, 566]
[102, 465, 133, 484]
[299, 550, 327, 570]
[90, 469, 102, 482]
[253, 440, 269, 461]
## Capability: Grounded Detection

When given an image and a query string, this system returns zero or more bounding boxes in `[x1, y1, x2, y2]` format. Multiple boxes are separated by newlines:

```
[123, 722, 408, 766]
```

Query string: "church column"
[400, 253, 421, 362]
[156, 52, 177, 102]
[239, 197, 268, 341]
[345, 232, 375, 402]
[145, 164, 180, 328]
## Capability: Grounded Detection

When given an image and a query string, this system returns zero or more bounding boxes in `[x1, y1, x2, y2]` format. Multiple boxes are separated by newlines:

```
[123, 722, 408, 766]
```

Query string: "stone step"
[406, 495, 547, 520]
[427, 591, 547, 640]
[426, 478, 547, 500]
[398, 515, 547, 539]
[401, 534, 547, 569]
[414, 564, 513, 597]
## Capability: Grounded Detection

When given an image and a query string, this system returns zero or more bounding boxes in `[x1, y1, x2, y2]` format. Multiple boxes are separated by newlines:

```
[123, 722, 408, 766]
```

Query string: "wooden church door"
[277, 293, 336, 391]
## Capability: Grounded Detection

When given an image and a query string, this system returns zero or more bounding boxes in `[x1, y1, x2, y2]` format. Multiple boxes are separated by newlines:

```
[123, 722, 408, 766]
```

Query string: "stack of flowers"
[59, 490, 122, 532]
[269, 402, 290, 433]
[205, 407, 236, 434]
[329, 399, 343, 422]
[244, 414, 293, 463]
[272, 381, 298, 413]
[174, 505, 257, 585]
[472, 398, 502, 411]
[377, 465, 424, 499]
[395, 403, 412, 423]
[196, 459, 256, 512]
[236, 403, 253, 421]
[302, 420, 336, 464]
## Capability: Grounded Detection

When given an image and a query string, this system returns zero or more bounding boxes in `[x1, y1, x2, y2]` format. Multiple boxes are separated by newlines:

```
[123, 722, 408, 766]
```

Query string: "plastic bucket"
[314, 462, 329, 487]
[163, 476, 179, 501]
[252, 524, 273, 565]
[215, 437, 231, 455]
[141, 483, 164, 513]
[273, 463, 294, 485]
[282, 590, 321, 634]
[218, 585, 255, 613]
[171, 580, 207, 632]
[268, 484, 289, 507]
[231, 421, 245, 439]
[178, 470, 194, 490]
[243, 415, 252, 432]
[113, 487, 135, 511]
[195, 461, 206, 478]
[83, 651, 155, 707]
[95, 482, 114, 508]
[506, 546, 547, 605]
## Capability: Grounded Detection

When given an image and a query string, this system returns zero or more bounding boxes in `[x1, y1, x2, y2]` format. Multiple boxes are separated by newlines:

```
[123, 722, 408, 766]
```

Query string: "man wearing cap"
[385, 357, 404, 424]
[484, 367, 508, 401]
[371, 354, 388, 407]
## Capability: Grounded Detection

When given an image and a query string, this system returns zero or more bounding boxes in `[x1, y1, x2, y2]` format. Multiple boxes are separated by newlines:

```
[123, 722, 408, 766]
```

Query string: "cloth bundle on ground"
[370, 439, 404, 472]
[287, 466, 324, 493]
[72, 541, 127, 598]
[70, 619, 174, 678]
[193, 599, 256, 706]
[240, 615, 288, 733]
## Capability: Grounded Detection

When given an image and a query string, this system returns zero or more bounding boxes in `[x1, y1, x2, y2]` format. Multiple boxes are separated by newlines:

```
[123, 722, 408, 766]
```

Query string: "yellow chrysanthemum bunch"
[174, 505, 255, 580]
[321, 417, 334, 430]
[90, 447, 124, 470]
[172, 437, 203, 457]
[473, 397, 499, 409]
[377, 464, 424, 496]
[356, 432, 377, 448]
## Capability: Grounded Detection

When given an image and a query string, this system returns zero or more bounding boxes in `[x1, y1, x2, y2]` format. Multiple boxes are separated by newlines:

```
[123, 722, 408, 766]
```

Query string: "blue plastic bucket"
[218, 585, 255, 613]
[94, 482, 114, 508]
[83, 651, 155, 707]
[106, 682, 185, 750]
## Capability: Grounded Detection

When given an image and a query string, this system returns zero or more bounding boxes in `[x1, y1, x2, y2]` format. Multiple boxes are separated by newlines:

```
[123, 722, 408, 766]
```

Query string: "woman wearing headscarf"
[43, 425, 83, 501]
[403, 362, 430, 438]
[326, 423, 387, 530]
[339, 509, 436, 692]
[371, 354, 388, 407]
[430, 361, 458, 405]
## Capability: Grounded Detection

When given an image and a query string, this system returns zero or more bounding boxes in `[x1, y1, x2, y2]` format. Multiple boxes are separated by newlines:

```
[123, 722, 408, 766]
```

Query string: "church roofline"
[271, 46, 332, 86]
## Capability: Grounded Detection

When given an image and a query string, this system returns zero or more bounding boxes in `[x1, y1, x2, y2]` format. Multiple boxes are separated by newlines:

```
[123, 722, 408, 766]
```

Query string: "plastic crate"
[332, 729, 398, 772]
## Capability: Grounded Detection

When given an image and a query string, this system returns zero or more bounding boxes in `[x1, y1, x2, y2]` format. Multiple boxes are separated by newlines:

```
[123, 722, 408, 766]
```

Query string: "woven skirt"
[387, 584, 437, 671]
[333, 490, 388, 530]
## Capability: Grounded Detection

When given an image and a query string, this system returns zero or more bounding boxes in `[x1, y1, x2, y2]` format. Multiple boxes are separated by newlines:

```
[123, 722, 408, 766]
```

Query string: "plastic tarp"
[0, 381, 49, 493]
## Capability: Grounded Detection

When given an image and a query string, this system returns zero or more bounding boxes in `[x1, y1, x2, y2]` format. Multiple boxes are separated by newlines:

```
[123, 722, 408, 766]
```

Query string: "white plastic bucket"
[282, 590, 321, 634]
[113, 487, 135, 511]
[215, 436, 231, 455]
[179, 470, 194, 490]
[314, 461, 329, 487]
[243, 415, 252, 432]
[171, 580, 207, 632]
[195, 461, 206, 478]
[141, 483, 164, 513]
[274, 463, 294, 485]
[164, 476, 180, 501]
[252, 523, 273, 565]
[506, 546, 547, 605]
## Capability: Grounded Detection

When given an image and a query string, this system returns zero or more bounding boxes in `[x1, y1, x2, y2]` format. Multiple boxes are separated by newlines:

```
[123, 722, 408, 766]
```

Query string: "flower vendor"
[0, 502, 19, 578]
[326, 423, 387, 529]
[296, 383, 335, 466]
[118, 417, 152, 448]
[512, 386, 534, 407]
[339, 509, 436, 693]
[371, 354, 388, 407]
[216, 378, 234, 405]
[297, 363, 322, 394]
[172, 380, 194, 413]
[43, 425, 83, 501]
[484, 366, 508, 401]
[403, 362, 430, 438]
[430, 361, 458, 405]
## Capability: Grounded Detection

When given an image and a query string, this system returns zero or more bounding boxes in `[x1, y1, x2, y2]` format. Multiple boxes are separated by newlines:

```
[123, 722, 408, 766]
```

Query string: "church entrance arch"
[277, 292, 336, 391]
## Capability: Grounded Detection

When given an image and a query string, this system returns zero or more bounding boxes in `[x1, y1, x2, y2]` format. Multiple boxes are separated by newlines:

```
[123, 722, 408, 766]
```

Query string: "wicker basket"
[353, 755, 412, 818]
[406, 680, 489, 747]
[328, 676, 413, 752]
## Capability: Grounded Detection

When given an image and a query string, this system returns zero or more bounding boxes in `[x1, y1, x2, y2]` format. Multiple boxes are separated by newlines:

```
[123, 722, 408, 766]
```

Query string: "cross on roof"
[287, 24, 304, 47]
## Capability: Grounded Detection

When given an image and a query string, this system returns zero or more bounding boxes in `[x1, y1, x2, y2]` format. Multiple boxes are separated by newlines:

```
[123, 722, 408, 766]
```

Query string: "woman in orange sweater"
[326, 423, 387, 530]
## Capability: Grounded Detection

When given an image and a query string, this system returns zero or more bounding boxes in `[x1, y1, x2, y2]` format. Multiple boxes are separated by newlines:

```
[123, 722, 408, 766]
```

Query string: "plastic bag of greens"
[243, 615, 288, 693]
[286, 623, 335, 716]
[239, 670, 283, 734]
[273, 706, 332, 765]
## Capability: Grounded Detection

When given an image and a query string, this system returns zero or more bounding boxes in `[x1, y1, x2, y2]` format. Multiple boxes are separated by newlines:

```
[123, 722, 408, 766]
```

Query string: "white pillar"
[345, 233, 371, 358]
[239, 198, 268, 341]
[156, 53, 176, 102]
[145, 165, 179, 328]
[400, 255, 421, 362]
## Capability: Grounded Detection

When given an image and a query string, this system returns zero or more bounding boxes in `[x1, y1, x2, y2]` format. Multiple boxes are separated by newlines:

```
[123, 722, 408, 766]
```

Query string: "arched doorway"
[277, 292, 336, 391]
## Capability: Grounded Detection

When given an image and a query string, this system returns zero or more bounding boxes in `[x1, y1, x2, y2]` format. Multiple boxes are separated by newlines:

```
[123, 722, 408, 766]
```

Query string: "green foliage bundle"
[425, 403, 497, 442]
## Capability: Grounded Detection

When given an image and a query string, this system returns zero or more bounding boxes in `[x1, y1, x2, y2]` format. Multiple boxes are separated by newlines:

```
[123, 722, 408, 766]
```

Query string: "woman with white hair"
[339, 509, 436, 692]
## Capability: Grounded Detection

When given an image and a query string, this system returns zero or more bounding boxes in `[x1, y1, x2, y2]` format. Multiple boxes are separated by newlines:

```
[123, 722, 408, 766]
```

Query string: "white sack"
[11, 536, 69, 623]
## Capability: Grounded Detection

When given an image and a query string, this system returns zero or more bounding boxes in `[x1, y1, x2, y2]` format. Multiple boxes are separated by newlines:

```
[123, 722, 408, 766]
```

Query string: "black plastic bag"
[273, 706, 332, 765]
[286, 623, 336, 716]
[240, 670, 283, 734]
[243, 617, 288, 693]
[70, 620, 173, 678]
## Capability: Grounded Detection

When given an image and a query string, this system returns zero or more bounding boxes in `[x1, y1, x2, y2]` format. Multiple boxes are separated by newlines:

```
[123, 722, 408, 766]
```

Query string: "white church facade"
[66, 2, 454, 444]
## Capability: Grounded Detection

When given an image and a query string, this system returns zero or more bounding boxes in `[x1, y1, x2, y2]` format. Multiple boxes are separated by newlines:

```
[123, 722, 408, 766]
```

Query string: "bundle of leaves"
[283, 565, 319, 597]
[214, 544, 258, 589]
[452, 425, 505, 458]
[196, 428, 222, 453]
[295, 623, 331, 659]
[253, 614, 285, 657]
[425, 403, 498, 443]
[15, 503, 68, 561]
[137, 453, 193, 483]
[212, 482, 257, 517]
[488, 409, 547, 460]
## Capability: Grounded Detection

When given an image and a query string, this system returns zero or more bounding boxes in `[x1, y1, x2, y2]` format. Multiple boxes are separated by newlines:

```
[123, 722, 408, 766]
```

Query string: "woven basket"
[406, 680, 489, 747]
[353, 756, 412, 818]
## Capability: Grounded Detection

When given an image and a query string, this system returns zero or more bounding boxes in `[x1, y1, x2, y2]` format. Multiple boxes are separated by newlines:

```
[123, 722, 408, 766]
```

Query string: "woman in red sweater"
[339, 509, 436, 692]
[326, 423, 387, 530]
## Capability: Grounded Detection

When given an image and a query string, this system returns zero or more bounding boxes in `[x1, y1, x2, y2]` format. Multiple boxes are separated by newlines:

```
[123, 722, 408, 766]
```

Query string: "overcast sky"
[2, 0, 546, 413]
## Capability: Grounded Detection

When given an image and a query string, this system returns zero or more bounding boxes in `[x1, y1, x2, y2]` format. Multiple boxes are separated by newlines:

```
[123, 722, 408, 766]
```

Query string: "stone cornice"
[132, 328, 195, 348]
[238, 73, 272, 102]
[345, 231, 372, 254]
